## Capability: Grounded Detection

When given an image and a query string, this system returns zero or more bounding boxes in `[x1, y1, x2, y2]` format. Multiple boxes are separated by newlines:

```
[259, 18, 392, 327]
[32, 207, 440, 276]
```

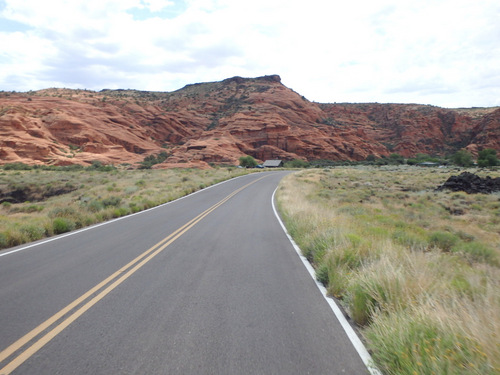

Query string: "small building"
[263, 159, 283, 168]
[417, 162, 440, 167]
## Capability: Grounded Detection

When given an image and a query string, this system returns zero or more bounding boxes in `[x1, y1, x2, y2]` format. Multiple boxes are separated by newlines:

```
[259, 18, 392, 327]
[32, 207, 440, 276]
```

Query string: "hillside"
[1, 75, 499, 168]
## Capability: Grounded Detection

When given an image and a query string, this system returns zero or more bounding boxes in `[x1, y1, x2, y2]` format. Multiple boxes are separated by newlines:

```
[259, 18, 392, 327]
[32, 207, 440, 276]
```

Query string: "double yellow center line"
[0, 175, 267, 374]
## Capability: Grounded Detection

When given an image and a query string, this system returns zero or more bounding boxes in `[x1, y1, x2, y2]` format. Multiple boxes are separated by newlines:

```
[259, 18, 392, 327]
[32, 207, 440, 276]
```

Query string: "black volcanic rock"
[437, 172, 500, 194]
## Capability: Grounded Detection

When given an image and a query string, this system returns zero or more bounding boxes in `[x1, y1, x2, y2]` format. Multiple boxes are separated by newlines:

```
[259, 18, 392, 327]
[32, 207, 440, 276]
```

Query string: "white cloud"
[0, 0, 499, 107]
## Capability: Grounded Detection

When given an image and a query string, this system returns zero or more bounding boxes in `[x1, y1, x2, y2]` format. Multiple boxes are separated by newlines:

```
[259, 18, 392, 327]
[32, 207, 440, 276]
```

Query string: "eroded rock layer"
[1, 75, 498, 168]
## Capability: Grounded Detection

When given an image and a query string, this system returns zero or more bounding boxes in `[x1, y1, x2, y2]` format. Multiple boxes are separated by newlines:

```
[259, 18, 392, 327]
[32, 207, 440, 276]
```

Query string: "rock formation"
[0, 75, 499, 168]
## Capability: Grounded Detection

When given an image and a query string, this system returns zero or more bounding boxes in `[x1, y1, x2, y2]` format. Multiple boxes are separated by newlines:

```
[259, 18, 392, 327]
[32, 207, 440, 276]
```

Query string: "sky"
[0, 0, 499, 108]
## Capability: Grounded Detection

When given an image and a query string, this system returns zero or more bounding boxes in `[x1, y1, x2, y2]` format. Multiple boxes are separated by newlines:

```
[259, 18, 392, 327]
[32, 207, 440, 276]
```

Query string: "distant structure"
[417, 162, 439, 167]
[263, 160, 283, 168]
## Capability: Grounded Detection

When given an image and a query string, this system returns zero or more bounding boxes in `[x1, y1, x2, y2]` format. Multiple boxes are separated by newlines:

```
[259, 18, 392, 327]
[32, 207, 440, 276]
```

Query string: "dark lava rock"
[437, 172, 500, 194]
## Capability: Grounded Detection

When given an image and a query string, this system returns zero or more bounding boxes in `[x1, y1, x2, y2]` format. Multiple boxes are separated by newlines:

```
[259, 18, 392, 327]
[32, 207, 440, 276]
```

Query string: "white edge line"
[0, 173, 253, 258]
[271, 187, 382, 375]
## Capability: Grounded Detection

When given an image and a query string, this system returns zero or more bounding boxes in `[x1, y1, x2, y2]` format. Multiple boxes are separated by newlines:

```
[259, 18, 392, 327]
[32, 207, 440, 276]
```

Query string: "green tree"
[239, 155, 257, 168]
[388, 153, 405, 164]
[452, 150, 474, 167]
[477, 148, 499, 168]
[284, 159, 309, 168]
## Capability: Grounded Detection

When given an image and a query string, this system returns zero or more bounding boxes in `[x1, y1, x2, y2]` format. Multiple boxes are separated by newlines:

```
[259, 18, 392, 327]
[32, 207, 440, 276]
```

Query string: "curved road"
[0, 171, 370, 374]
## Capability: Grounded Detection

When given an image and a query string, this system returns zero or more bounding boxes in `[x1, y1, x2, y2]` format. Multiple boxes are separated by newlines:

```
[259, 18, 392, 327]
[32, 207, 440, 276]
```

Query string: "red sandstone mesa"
[0, 75, 498, 168]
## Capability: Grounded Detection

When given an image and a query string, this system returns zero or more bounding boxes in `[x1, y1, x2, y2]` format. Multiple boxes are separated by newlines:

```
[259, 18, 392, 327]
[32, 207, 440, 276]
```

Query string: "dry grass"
[276, 166, 500, 374]
[0, 167, 248, 249]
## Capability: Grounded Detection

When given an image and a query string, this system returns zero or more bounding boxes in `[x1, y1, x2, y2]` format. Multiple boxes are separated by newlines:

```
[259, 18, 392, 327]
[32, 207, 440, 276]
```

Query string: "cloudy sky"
[0, 0, 499, 107]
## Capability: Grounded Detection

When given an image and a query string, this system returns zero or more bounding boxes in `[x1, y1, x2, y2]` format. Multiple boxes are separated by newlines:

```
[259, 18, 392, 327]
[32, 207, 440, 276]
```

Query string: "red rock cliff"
[0, 76, 498, 168]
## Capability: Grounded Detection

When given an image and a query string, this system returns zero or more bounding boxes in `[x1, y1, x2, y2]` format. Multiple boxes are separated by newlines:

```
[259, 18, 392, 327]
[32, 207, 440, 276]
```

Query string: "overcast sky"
[0, 0, 499, 108]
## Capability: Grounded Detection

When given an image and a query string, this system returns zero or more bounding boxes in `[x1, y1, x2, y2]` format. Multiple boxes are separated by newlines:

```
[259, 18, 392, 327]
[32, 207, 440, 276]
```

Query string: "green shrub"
[23, 204, 44, 213]
[315, 262, 329, 286]
[139, 152, 169, 169]
[0, 233, 7, 248]
[2, 162, 33, 170]
[112, 207, 129, 218]
[428, 231, 459, 251]
[20, 225, 45, 241]
[124, 186, 138, 195]
[87, 200, 104, 212]
[101, 196, 121, 207]
[52, 218, 75, 234]
[49, 207, 77, 218]
[453, 242, 499, 266]
[129, 202, 140, 213]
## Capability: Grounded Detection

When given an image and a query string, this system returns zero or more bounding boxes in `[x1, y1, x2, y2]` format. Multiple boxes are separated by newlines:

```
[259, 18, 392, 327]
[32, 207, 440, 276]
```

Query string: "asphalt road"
[0, 171, 370, 374]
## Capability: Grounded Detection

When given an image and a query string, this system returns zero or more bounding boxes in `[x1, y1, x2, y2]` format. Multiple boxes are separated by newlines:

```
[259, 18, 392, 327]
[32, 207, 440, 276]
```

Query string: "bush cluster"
[139, 152, 169, 169]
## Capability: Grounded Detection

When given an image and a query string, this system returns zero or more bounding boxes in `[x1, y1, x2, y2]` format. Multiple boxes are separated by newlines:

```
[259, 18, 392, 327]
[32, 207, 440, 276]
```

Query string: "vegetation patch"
[0, 167, 249, 250]
[276, 166, 500, 374]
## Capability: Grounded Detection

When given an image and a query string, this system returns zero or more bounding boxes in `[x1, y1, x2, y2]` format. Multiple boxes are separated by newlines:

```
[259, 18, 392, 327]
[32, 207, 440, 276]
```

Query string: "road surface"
[0, 171, 370, 374]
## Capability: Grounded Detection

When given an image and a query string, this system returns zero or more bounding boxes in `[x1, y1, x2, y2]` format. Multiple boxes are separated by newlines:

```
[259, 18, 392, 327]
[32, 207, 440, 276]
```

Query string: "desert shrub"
[124, 186, 138, 195]
[86, 161, 116, 171]
[139, 151, 169, 169]
[21, 204, 44, 213]
[428, 231, 459, 251]
[453, 242, 499, 266]
[112, 207, 129, 218]
[20, 225, 45, 241]
[3, 229, 24, 247]
[87, 199, 104, 212]
[0, 233, 7, 248]
[129, 202, 140, 213]
[2, 162, 33, 170]
[49, 207, 77, 218]
[101, 196, 121, 207]
[52, 217, 75, 234]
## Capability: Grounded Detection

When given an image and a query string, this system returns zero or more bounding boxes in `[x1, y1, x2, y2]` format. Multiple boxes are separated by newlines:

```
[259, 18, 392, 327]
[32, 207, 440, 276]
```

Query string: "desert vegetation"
[0, 165, 248, 250]
[276, 166, 499, 374]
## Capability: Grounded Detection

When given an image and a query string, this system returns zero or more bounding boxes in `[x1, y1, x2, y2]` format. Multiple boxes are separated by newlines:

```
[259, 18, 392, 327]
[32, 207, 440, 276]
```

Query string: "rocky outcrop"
[437, 172, 500, 194]
[0, 76, 499, 168]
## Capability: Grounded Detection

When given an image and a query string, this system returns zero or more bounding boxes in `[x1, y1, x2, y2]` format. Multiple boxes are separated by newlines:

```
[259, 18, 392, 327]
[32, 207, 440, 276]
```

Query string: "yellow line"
[0, 174, 267, 374]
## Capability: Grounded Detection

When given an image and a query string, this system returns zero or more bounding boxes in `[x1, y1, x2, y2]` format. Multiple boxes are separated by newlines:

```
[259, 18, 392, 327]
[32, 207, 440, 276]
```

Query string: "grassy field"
[276, 166, 499, 375]
[0, 167, 248, 249]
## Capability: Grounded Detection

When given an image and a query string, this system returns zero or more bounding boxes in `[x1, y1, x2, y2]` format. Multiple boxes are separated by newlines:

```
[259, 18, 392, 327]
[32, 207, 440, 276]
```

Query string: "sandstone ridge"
[1, 75, 499, 168]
